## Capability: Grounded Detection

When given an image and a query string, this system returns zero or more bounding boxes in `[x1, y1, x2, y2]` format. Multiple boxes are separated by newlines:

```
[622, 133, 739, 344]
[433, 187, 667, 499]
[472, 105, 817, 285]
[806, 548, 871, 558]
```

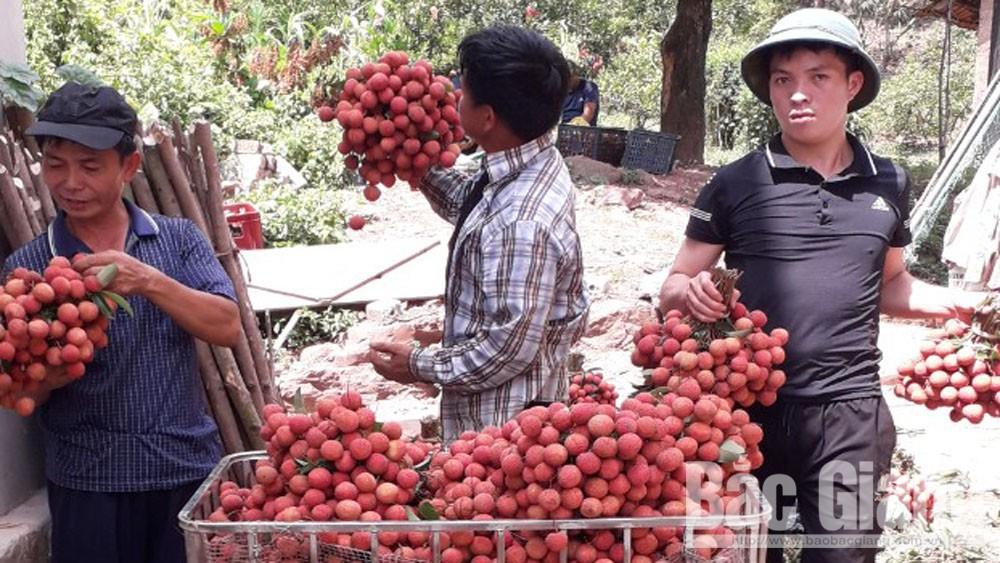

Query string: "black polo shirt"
[686, 134, 911, 402]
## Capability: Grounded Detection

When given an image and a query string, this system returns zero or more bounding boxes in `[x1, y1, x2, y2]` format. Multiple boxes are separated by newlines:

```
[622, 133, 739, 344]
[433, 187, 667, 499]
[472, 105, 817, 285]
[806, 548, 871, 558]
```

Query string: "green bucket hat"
[740, 8, 881, 113]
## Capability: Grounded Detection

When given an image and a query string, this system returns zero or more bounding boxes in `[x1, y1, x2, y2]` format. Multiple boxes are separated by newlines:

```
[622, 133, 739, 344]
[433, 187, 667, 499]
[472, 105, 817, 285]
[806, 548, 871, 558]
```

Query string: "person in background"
[448, 69, 463, 93]
[561, 61, 600, 126]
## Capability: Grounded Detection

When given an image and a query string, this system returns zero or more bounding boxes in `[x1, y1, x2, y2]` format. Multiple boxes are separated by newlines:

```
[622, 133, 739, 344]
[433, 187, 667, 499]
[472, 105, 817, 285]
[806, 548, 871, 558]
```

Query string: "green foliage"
[316, 0, 676, 83]
[893, 155, 938, 199]
[908, 187, 954, 286]
[600, 33, 660, 129]
[0, 61, 45, 111]
[27, 0, 251, 126]
[704, 39, 777, 151]
[245, 180, 346, 248]
[712, 0, 790, 39]
[23, 0, 105, 87]
[863, 24, 976, 156]
[22, 0, 976, 214]
[619, 168, 642, 185]
[195, 0, 348, 94]
[270, 112, 352, 191]
[274, 306, 359, 350]
[55, 64, 105, 87]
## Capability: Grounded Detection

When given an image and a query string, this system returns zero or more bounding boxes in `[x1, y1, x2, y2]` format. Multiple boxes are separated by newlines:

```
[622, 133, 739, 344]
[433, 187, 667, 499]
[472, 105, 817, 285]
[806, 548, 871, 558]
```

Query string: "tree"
[660, 0, 712, 164]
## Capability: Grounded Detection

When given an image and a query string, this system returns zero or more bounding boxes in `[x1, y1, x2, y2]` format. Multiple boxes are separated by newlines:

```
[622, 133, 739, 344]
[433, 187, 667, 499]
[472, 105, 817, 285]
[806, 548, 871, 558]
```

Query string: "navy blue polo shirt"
[686, 134, 911, 402]
[2, 199, 235, 492]
[561, 79, 600, 125]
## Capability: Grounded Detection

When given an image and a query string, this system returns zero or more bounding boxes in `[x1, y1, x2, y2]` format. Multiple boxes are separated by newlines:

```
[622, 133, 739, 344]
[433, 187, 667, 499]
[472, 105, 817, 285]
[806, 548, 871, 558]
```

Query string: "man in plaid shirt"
[371, 26, 589, 441]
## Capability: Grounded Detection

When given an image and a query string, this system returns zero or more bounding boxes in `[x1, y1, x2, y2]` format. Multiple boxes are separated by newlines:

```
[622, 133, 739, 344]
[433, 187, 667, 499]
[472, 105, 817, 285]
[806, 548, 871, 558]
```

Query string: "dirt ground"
[280, 155, 999, 562]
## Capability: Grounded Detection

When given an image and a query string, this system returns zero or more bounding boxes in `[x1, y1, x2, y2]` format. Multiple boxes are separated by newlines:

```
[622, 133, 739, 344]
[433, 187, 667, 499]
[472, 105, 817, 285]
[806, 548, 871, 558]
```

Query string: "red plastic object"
[223, 202, 264, 250]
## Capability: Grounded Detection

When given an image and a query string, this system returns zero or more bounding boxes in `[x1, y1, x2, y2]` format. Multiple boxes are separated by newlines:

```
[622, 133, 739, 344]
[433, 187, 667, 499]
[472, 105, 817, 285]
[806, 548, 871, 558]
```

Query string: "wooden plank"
[241, 239, 446, 311]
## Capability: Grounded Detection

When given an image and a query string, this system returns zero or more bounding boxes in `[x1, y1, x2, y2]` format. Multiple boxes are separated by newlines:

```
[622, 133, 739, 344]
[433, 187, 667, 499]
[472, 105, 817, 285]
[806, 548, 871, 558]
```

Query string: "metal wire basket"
[179, 452, 771, 563]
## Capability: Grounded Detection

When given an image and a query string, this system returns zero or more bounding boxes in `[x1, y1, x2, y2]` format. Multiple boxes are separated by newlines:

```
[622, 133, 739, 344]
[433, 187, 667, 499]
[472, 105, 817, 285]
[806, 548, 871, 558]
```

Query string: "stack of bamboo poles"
[0, 119, 274, 454]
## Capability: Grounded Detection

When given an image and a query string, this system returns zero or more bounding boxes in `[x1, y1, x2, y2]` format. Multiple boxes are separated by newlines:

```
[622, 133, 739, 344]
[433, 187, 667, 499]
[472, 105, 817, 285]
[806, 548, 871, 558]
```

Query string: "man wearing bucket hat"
[2, 82, 241, 562]
[659, 9, 981, 563]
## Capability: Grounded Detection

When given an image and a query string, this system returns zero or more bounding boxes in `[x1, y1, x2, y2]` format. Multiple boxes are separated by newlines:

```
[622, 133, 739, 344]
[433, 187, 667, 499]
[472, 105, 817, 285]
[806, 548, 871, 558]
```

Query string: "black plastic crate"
[621, 129, 681, 174]
[556, 124, 628, 166]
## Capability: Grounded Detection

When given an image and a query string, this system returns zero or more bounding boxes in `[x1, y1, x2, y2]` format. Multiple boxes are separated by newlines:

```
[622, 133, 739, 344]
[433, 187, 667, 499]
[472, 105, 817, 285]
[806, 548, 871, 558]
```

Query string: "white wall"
[0, 414, 44, 516]
[0, 0, 26, 66]
[0, 0, 45, 518]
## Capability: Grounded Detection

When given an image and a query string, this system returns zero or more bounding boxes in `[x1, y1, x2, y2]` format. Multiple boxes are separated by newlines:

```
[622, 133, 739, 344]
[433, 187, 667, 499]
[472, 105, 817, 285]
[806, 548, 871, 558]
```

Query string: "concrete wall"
[0, 0, 45, 519]
[0, 0, 26, 66]
[0, 413, 43, 517]
[974, 0, 995, 107]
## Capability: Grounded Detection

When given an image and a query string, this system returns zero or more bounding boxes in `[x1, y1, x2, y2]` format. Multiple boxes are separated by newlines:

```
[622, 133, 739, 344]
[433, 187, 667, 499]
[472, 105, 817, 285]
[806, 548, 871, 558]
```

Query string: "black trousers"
[48, 479, 201, 563]
[748, 396, 896, 563]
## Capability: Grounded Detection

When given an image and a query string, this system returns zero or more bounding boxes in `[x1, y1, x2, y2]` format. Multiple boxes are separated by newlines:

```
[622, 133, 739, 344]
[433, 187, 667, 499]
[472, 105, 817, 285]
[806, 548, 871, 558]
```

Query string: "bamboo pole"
[171, 119, 198, 192]
[0, 220, 11, 261]
[129, 170, 160, 215]
[211, 345, 265, 450]
[187, 147, 268, 414]
[12, 154, 44, 229]
[0, 179, 21, 251]
[154, 128, 209, 236]
[171, 120, 204, 214]
[0, 165, 34, 247]
[4, 107, 40, 158]
[0, 134, 17, 176]
[194, 122, 276, 404]
[230, 331, 265, 412]
[0, 136, 41, 235]
[14, 177, 42, 235]
[20, 148, 55, 222]
[186, 136, 214, 236]
[196, 340, 245, 454]
[225, 257, 276, 404]
[190, 125, 227, 252]
[172, 125, 270, 412]
[142, 145, 183, 217]
[171, 119, 191, 170]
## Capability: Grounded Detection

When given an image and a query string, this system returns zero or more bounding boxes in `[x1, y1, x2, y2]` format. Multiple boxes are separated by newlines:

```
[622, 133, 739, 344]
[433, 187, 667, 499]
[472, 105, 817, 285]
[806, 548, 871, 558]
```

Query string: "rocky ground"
[272, 156, 1000, 562]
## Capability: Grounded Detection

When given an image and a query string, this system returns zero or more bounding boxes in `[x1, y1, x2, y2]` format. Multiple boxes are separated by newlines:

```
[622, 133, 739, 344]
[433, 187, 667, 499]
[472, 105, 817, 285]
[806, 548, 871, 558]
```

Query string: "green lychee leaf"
[294, 458, 312, 474]
[413, 456, 432, 472]
[417, 500, 440, 520]
[55, 64, 105, 88]
[101, 291, 133, 317]
[724, 327, 753, 339]
[93, 293, 114, 318]
[96, 263, 118, 289]
[718, 438, 746, 464]
[650, 386, 670, 399]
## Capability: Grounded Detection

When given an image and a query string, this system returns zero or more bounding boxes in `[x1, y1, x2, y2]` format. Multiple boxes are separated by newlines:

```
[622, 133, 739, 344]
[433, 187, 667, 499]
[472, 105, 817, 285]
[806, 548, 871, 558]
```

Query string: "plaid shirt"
[410, 136, 589, 441]
[2, 200, 234, 492]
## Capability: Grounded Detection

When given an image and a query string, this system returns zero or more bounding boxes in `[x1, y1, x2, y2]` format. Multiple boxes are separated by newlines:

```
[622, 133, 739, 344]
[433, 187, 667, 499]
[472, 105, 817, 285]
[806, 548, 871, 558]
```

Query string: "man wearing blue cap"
[659, 9, 980, 563]
[2, 82, 241, 562]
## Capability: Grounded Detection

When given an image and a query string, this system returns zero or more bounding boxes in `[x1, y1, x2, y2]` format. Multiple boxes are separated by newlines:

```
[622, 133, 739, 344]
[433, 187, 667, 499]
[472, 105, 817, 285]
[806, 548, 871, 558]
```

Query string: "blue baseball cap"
[26, 82, 138, 150]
